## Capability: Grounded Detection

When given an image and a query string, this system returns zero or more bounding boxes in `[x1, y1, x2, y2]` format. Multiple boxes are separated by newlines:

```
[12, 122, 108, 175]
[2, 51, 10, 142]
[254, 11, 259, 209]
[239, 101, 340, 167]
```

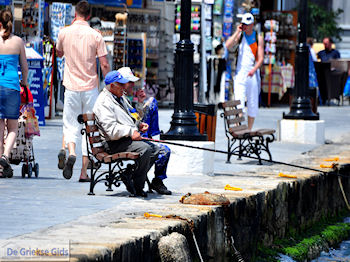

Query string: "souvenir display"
[262, 11, 297, 66]
[113, 25, 127, 70]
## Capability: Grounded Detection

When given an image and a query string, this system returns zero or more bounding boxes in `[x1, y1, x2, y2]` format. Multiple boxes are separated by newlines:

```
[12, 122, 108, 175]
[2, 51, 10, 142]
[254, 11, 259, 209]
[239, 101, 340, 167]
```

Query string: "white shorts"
[63, 88, 98, 156]
[234, 70, 260, 118]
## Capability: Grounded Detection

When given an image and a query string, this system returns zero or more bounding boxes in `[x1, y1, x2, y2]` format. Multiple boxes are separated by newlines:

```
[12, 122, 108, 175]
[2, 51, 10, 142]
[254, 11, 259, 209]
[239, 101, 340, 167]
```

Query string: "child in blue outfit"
[117, 67, 171, 195]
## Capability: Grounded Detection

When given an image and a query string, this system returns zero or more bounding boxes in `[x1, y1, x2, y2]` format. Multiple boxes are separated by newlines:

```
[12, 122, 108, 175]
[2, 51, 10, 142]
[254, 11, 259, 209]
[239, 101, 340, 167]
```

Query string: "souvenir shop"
[5, 0, 297, 117]
[172, 0, 297, 105]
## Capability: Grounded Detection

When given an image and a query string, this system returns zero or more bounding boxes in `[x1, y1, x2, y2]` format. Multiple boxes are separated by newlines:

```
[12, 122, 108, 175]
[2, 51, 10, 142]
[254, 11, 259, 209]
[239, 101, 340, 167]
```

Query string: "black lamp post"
[283, 0, 319, 120]
[160, 0, 206, 141]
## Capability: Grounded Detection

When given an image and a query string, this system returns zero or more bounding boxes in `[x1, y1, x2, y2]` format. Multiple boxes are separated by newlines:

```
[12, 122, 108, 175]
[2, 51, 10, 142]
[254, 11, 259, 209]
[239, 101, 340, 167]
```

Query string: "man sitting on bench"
[93, 70, 171, 197]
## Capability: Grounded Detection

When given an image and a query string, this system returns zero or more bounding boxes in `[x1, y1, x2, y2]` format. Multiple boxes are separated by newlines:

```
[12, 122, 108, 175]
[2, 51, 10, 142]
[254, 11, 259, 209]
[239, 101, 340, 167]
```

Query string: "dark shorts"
[0, 86, 20, 119]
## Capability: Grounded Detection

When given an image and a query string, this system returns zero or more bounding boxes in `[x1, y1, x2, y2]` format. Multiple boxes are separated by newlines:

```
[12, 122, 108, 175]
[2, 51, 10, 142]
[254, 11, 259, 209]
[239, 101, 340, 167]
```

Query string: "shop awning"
[88, 0, 142, 8]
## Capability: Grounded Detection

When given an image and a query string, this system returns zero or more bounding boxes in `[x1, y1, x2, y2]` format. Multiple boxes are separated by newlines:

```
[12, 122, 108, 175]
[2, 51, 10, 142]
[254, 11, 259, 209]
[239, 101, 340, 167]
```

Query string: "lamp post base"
[283, 97, 319, 120]
[160, 112, 207, 141]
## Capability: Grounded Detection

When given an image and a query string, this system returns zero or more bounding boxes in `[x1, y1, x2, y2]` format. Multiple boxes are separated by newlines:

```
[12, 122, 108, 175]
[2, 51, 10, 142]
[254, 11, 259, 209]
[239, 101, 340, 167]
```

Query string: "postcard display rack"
[262, 11, 297, 106]
[262, 11, 297, 67]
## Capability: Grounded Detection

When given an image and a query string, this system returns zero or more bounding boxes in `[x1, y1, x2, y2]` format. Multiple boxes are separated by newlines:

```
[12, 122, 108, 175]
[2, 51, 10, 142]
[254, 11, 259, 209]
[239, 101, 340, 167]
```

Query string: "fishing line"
[142, 137, 336, 175]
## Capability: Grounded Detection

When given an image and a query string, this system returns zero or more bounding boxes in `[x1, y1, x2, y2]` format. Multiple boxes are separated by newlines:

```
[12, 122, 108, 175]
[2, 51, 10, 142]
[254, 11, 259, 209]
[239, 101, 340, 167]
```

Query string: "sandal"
[63, 155, 76, 180]
[0, 155, 13, 178]
[58, 149, 66, 170]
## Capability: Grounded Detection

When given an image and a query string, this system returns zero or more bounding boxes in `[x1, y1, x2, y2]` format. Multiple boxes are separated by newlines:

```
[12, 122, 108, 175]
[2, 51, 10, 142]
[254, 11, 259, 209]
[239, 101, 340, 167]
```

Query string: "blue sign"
[0, 0, 10, 5]
[28, 60, 45, 126]
[88, 0, 143, 8]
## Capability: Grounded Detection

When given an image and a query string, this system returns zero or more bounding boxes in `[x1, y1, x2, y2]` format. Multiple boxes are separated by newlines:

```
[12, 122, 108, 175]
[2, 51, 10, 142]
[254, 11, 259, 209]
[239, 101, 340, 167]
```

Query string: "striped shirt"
[56, 20, 108, 91]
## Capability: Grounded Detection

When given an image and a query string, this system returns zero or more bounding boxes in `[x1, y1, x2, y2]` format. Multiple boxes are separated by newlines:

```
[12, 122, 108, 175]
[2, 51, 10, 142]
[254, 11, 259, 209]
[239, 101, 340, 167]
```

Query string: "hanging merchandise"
[262, 11, 297, 66]
[50, 2, 74, 115]
[263, 19, 278, 65]
[113, 24, 127, 70]
[174, 4, 201, 33]
[222, 0, 234, 40]
[42, 37, 56, 119]
[213, 0, 223, 15]
[50, 2, 74, 42]
[260, 11, 297, 106]
[22, 0, 45, 54]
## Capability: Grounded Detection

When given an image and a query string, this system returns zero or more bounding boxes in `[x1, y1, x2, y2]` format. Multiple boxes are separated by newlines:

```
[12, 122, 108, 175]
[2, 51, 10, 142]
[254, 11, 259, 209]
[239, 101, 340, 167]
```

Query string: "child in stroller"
[8, 84, 40, 178]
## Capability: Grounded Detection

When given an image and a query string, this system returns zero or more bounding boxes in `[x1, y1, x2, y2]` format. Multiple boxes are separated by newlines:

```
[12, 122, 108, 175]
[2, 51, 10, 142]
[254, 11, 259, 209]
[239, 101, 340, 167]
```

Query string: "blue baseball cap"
[104, 71, 129, 85]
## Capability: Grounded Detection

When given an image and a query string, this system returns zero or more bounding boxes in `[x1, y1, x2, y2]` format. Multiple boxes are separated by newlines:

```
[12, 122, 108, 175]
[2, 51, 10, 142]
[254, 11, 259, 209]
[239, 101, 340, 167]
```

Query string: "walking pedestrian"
[56, 0, 110, 182]
[0, 9, 28, 178]
[225, 13, 264, 130]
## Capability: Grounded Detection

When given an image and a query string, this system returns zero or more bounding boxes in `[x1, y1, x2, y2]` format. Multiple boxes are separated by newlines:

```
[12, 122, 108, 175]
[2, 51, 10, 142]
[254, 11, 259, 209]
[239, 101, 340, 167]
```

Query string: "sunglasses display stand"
[113, 25, 127, 70]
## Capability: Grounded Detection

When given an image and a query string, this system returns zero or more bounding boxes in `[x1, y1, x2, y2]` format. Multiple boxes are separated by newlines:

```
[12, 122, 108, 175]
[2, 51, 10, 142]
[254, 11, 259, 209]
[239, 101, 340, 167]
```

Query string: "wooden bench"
[219, 100, 275, 165]
[78, 113, 140, 195]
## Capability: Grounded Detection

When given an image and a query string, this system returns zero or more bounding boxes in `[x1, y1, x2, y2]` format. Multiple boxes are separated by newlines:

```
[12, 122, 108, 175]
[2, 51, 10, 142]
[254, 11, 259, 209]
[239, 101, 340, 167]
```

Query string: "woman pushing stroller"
[0, 9, 28, 178]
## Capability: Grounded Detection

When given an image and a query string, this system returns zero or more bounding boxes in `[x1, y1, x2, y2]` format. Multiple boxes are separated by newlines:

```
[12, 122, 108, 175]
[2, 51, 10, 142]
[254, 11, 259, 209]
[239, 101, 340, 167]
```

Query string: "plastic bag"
[344, 76, 350, 97]
[22, 105, 40, 137]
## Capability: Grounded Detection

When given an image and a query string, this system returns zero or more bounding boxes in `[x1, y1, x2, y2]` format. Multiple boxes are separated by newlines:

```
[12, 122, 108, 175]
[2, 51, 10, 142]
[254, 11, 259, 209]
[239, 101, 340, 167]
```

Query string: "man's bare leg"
[248, 116, 255, 130]
[79, 155, 90, 181]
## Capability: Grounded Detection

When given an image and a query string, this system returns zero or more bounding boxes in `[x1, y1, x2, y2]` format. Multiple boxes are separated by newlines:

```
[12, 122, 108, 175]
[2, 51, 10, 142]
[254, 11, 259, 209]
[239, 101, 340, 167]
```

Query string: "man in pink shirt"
[56, 0, 110, 182]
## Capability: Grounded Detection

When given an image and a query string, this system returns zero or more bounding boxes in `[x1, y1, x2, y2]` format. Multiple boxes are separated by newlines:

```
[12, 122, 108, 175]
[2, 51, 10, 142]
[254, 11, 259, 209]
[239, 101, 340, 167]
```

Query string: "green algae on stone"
[283, 235, 323, 261]
[321, 223, 350, 245]
[254, 215, 350, 262]
[282, 223, 350, 261]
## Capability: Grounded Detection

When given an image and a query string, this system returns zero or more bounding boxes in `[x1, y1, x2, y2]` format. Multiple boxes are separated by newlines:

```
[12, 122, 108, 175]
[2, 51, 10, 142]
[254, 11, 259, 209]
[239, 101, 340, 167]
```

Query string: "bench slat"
[92, 147, 105, 155]
[95, 152, 109, 162]
[82, 113, 95, 122]
[86, 125, 99, 133]
[255, 129, 276, 135]
[111, 152, 140, 160]
[222, 100, 241, 108]
[89, 136, 102, 144]
[230, 129, 257, 138]
[229, 125, 249, 133]
[227, 117, 245, 126]
[224, 108, 243, 116]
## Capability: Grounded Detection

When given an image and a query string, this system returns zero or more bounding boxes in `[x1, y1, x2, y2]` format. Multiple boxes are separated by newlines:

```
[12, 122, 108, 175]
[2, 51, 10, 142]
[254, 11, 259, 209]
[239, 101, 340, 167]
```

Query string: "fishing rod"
[142, 137, 332, 174]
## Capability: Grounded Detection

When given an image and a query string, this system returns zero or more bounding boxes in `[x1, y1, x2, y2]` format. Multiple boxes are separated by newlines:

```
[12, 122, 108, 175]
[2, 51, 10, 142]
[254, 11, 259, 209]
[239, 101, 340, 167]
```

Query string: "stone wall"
[92, 167, 350, 262]
[211, 167, 350, 261]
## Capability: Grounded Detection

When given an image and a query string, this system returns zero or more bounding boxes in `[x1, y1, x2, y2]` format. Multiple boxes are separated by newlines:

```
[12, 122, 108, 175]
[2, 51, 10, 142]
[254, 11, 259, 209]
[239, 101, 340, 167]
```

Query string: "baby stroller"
[8, 84, 40, 178]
